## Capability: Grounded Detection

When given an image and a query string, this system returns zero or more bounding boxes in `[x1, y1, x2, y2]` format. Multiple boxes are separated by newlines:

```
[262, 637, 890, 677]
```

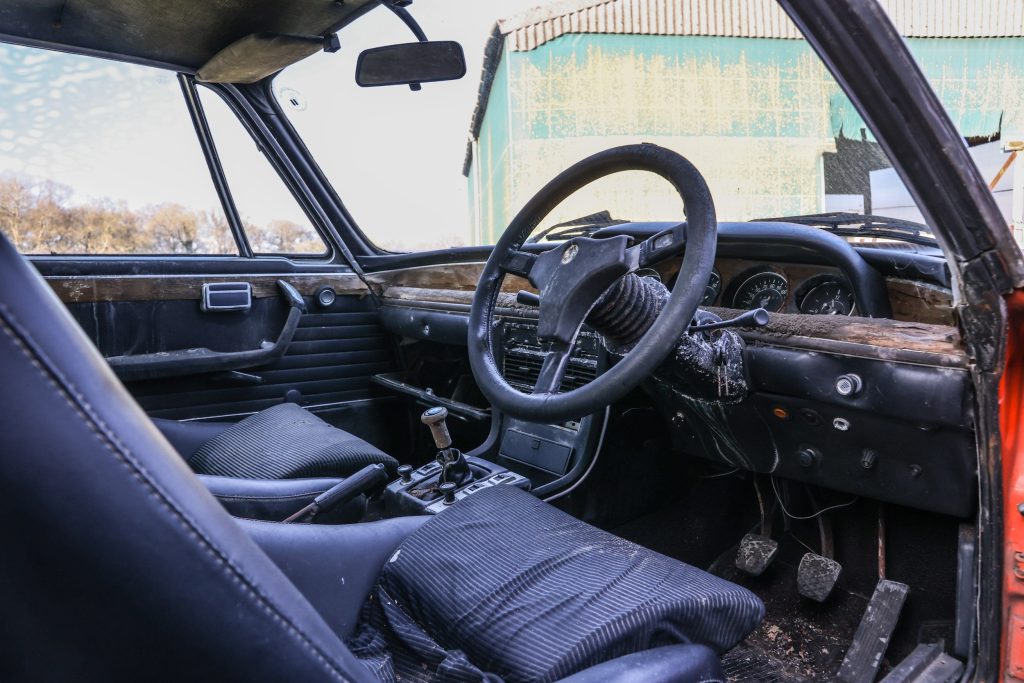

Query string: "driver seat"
[0, 233, 762, 682]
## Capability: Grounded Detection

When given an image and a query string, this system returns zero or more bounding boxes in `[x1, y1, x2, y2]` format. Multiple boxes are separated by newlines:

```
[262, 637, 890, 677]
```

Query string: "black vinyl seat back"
[0, 235, 371, 683]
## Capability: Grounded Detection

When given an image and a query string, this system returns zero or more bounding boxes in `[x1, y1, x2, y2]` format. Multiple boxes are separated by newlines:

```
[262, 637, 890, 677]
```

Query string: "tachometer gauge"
[799, 280, 855, 315]
[701, 269, 721, 305]
[732, 272, 788, 312]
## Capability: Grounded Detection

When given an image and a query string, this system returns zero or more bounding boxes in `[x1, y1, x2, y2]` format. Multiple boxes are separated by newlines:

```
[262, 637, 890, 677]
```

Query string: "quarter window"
[197, 86, 328, 256]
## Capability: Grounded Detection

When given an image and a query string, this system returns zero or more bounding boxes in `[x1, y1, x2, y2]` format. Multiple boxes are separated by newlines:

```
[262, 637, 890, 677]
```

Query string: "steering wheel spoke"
[532, 343, 572, 395]
[500, 249, 538, 279]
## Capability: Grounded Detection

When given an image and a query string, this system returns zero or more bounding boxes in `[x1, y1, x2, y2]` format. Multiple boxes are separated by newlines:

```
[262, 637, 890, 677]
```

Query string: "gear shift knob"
[421, 406, 452, 450]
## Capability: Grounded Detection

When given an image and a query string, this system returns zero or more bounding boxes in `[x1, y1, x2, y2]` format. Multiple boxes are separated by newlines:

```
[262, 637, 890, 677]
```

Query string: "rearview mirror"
[355, 41, 466, 88]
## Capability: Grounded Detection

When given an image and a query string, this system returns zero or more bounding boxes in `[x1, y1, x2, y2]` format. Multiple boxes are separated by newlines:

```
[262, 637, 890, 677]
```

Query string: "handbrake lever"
[282, 463, 388, 523]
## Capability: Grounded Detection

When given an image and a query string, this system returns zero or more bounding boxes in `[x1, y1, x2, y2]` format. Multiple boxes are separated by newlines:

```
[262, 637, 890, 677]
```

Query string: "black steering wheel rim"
[468, 143, 718, 423]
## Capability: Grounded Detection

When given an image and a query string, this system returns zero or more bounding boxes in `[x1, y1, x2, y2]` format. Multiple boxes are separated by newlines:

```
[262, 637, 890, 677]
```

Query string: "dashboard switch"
[835, 373, 863, 397]
[861, 449, 878, 470]
[797, 447, 819, 468]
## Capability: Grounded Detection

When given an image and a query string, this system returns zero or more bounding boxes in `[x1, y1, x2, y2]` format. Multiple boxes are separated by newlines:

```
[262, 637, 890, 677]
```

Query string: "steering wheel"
[468, 143, 718, 423]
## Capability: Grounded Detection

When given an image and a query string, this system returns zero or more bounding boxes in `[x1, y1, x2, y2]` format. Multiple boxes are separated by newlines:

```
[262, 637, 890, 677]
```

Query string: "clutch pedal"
[797, 552, 842, 602]
[735, 533, 779, 576]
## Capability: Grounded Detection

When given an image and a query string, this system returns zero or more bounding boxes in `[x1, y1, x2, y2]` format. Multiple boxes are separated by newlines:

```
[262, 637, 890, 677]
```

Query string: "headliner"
[0, 0, 377, 71]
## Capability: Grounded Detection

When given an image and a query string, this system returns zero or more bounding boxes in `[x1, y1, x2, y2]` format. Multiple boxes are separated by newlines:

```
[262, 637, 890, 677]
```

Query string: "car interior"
[0, 1, 1013, 682]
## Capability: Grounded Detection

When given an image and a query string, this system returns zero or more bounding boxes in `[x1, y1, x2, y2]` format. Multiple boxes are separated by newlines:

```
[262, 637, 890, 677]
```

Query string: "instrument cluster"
[700, 265, 856, 315]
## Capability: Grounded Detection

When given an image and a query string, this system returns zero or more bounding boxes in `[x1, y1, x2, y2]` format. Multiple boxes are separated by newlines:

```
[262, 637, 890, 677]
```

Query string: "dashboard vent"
[500, 319, 599, 393]
[501, 351, 598, 393]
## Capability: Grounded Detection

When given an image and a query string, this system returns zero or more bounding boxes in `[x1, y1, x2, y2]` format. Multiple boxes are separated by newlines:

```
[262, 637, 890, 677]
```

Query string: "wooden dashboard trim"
[45, 273, 369, 303]
[381, 285, 967, 368]
[366, 259, 954, 325]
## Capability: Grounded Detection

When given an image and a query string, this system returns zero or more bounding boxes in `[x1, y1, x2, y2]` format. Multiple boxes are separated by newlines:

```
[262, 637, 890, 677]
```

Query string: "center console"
[385, 406, 531, 516]
[372, 307, 607, 508]
[491, 316, 605, 495]
[384, 456, 530, 515]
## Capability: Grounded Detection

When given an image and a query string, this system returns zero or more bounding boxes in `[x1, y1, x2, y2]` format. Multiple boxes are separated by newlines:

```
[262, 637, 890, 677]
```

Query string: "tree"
[140, 203, 201, 254]
[247, 218, 323, 254]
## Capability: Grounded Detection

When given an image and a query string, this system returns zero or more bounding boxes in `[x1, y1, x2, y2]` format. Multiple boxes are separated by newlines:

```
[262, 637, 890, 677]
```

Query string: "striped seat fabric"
[347, 485, 763, 682]
[189, 403, 398, 479]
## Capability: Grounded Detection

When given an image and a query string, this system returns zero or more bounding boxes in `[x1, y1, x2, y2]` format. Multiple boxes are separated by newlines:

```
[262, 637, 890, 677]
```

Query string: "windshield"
[275, 1, 1022, 252]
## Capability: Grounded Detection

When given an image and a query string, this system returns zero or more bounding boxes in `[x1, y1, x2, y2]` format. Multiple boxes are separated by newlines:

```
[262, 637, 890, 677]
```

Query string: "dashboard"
[369, 220, 971, 518]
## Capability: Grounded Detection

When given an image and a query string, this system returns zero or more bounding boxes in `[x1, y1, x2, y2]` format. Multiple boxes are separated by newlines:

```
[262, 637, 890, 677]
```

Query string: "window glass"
[275, 1, 1022, 252]
[198, 86, 328, 256]
[0, 43, 236, 254]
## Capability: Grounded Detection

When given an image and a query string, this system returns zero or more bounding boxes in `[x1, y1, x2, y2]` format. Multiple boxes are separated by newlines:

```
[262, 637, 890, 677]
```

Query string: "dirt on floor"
[718, 560, 870, 681]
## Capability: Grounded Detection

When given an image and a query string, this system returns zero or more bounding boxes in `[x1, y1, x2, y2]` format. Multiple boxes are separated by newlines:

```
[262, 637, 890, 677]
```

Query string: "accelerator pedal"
[797, 552, 842, 602]
[735, 533, 779, 577]
[838, 579, 910, 683]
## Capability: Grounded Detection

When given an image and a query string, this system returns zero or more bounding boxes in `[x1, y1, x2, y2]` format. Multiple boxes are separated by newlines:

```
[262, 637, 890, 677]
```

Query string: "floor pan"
[722, 642, 809, 682]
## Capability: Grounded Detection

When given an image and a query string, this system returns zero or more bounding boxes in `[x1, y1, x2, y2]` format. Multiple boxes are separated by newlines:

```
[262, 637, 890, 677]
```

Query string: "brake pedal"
[797, 552, 842, 602]
[838, 579, 910, 683]
[735, 533, 779, 576]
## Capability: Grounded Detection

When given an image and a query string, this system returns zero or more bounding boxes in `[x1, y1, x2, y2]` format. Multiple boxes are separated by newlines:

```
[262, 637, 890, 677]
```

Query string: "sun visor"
[197, 33, 324, 84]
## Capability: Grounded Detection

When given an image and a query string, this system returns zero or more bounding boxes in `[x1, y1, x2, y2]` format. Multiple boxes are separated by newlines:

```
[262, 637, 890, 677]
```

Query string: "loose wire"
[771, 476, 858, 520]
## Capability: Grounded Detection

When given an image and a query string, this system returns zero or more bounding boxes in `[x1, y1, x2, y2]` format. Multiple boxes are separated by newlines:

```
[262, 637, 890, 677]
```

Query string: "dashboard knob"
[397, 464, 413, 483]
[797, 447, 819, 468]
[835, 373, 863, 397]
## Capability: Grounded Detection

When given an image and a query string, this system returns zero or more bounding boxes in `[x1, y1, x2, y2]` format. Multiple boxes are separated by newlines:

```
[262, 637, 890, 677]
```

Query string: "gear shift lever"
[421, 406, 452, 450]
[421, 407, 473, 487]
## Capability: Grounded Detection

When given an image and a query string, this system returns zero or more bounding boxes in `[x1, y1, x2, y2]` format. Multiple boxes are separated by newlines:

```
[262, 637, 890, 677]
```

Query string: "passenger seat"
[153, 402, 398, 480]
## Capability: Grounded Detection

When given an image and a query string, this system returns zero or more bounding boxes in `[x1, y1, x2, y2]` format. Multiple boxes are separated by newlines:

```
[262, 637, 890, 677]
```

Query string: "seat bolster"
[153, 417, 232, 460]
[555, 645, 725, 683]
[198, 474, 364, 523]
[239, 516, 429, 640]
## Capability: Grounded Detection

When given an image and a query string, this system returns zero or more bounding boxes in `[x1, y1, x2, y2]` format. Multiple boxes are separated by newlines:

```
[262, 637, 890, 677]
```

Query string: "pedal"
[797, 552, 842, 602]
[735, 533, 779, 576]
[880, 642, 963, 683]
[838, 579, 910, 683]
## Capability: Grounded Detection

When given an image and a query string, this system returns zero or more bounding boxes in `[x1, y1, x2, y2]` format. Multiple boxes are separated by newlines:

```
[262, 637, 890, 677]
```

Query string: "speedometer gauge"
[731, 272, 788, 312]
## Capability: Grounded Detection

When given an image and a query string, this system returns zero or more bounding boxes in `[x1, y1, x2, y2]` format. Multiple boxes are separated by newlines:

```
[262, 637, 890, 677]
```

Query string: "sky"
[0, 1, 542, 251]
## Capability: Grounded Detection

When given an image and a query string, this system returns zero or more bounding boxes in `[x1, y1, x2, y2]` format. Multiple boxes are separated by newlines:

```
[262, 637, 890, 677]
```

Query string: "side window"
[197, 87, 328, 256]
[0, 43, 236, 255]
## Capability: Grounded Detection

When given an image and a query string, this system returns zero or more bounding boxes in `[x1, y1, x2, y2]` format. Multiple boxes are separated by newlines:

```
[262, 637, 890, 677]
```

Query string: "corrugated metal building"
[464, 0, 1024, 244]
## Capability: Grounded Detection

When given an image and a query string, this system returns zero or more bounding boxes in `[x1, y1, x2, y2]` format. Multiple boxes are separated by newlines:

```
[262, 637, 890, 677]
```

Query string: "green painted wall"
[469, 33, 1024, 243]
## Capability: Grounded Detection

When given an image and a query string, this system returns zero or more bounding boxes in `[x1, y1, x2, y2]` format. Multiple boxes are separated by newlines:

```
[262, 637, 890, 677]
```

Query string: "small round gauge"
[732, 271, 789, 312]
[799, 280, 855, 315]
[701, 269, 721, 305]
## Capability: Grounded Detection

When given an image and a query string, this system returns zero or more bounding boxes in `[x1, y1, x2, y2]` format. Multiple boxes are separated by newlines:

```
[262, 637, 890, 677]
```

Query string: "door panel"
[44, 270, 397, 422]
[126, 298, 393, 419]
